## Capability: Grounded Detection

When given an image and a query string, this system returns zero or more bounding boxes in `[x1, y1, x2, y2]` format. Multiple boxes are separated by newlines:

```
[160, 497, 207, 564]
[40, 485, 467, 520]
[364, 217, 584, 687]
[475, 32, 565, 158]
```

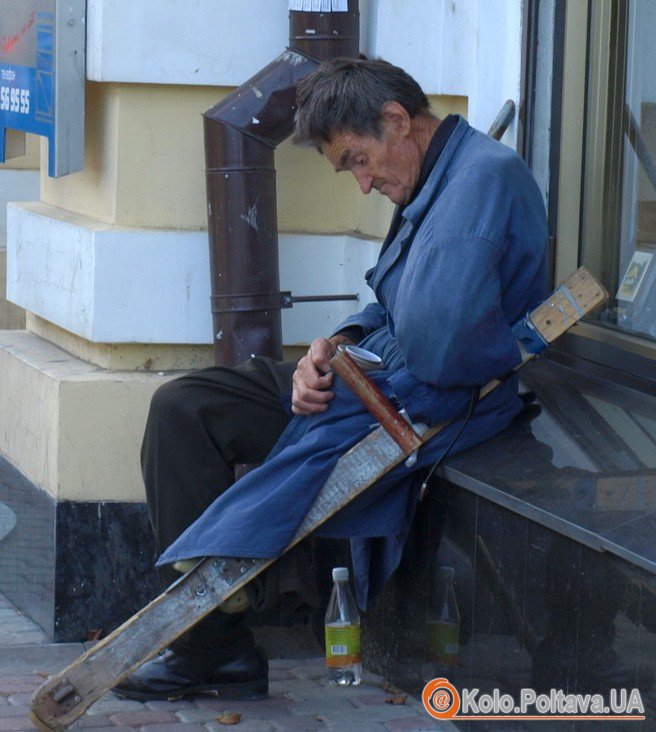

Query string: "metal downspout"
[204, 3, 360, 366]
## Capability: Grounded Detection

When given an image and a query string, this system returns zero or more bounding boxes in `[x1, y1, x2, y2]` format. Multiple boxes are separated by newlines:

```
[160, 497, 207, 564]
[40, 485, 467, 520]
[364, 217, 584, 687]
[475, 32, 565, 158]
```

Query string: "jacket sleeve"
[387, 233, 522, 424]
[330, 302, 387, 341]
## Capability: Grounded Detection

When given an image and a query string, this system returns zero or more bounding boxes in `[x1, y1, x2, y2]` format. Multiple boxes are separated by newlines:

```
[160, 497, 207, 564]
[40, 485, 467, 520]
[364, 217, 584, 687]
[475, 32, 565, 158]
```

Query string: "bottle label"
[426, 620, 459, 665]
[325, 624, 361, 667]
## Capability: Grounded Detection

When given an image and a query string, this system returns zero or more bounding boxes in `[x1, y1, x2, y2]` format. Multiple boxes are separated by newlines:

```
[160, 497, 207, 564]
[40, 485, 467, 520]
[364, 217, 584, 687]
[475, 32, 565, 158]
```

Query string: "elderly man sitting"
[114, 57, 548, 702]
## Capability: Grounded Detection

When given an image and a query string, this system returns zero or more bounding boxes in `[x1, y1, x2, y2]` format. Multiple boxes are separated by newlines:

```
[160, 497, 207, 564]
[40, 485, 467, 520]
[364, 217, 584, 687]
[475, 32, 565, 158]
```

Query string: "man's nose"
[353, 170, 373, 195]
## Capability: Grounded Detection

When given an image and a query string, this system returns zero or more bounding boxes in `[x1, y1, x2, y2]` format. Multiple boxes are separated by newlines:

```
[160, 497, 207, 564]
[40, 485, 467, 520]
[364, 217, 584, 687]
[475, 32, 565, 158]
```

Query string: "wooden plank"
[30, 267, 607, 730]
[30, 428, 421, 729]
[29, 557, 274, 729]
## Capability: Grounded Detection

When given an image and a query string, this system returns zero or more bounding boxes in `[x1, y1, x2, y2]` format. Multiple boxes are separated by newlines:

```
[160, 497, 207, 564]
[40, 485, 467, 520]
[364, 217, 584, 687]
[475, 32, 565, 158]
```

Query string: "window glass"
[580, 0, 656, 341]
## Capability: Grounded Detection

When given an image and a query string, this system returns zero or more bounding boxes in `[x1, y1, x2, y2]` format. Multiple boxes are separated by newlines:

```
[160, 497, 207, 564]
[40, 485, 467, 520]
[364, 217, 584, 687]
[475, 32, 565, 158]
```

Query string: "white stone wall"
[87, 0, 523, 141]
[364, 0, 522, 143]
[8, 0, 524, 346]
[86, 0, 289, 86]
[8, 203, 380, 344]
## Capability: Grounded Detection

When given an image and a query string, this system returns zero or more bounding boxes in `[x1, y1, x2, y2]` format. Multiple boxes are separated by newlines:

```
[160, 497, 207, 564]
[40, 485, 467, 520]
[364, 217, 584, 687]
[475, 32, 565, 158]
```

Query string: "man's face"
[320, 118, 422, 205]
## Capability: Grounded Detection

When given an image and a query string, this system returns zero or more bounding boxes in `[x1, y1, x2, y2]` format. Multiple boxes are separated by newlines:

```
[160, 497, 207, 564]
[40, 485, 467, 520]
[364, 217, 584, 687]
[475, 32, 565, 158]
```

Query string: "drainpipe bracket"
[211, 292, 293, 313]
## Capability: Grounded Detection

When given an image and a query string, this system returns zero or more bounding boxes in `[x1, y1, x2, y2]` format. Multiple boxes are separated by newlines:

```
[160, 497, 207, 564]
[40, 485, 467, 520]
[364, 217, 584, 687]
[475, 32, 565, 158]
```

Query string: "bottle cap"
[332, 567, 349, 581]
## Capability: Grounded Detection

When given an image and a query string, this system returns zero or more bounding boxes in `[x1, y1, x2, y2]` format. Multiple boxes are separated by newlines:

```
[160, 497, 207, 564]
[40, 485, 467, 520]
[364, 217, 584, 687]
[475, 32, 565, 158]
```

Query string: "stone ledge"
[26, 314, 215, 372]
[7, 202, 381, 346]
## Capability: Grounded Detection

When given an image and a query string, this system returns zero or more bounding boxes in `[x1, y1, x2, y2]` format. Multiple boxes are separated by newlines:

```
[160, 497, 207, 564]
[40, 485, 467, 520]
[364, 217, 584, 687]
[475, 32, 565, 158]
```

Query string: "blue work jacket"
[159, 117, 549, 607]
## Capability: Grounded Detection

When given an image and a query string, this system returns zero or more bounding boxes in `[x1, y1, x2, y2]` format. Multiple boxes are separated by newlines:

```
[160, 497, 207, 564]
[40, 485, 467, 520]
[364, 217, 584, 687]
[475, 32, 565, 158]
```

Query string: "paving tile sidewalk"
[0, 593, 454, 731]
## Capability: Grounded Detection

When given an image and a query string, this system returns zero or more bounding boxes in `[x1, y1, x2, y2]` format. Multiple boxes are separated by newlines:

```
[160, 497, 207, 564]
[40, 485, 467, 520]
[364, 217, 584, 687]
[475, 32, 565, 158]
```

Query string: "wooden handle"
[329, 349, 422, 455]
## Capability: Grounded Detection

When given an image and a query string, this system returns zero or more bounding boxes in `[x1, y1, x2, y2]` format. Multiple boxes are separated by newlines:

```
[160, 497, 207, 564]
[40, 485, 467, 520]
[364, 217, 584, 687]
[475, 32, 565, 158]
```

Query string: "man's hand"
[291, 334, 355, 415]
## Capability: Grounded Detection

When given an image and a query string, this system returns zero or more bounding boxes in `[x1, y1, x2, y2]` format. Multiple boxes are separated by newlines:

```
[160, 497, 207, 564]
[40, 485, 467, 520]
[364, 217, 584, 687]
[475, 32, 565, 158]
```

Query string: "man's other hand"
[291, 335, 354, 415]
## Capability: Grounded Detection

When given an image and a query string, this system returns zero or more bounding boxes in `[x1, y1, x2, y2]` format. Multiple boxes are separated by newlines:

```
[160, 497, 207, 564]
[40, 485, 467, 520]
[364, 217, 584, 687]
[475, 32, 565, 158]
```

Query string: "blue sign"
[0, 1, 84, 177]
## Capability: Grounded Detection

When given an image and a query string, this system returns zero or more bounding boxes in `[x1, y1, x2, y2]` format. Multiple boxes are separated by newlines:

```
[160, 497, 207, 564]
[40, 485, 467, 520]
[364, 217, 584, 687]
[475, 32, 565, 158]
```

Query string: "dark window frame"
[521, 0, 656, 390]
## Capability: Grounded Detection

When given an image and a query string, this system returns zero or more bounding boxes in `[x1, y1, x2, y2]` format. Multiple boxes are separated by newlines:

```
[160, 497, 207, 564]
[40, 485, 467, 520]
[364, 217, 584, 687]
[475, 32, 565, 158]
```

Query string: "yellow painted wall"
[41, 82, 121, 224]
[0, 131, 40, 170]
[430, 94, 468, 122]
[41, 81, 367, 233]
[113, 84, 230, 229]
[276, 138, 359, 234]
[41, 83, 231, 228]
[40, 83, 466, 238]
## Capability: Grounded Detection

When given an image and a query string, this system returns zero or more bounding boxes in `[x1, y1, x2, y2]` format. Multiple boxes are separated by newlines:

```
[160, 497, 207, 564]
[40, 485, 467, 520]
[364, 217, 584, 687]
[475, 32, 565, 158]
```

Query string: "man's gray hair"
[294, 58, 430, 147]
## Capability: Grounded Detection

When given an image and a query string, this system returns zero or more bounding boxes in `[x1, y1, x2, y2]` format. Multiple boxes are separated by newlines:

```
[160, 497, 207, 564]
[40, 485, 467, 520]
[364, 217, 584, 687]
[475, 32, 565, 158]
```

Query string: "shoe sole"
[113, 678, 268, 702]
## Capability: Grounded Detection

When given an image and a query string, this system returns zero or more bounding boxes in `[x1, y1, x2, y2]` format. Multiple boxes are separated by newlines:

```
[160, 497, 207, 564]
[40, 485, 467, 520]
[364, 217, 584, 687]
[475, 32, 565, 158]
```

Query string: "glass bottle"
[324, 567, 362, 686]
[426, 566, 460, 668]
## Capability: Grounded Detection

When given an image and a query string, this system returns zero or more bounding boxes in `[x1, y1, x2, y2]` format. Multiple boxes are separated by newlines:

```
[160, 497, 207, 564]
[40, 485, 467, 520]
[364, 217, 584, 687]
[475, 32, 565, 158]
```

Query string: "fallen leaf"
[385, 692, 408, 705]
[36, 672, 49, 678]
[85, 629, 102, 642]
[216, 712, 242, 725]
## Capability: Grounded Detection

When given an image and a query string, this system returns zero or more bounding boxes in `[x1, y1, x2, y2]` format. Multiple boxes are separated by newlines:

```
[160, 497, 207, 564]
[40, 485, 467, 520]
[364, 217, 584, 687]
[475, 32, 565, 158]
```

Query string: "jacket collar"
[400, 115, 471, 228]
[378, 114, 460, 255]
[364, 116, 472, 295]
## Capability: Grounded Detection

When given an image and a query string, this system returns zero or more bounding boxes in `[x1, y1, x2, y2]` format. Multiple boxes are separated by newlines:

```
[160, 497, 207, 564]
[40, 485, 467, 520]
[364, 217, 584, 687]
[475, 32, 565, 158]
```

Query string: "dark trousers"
[141, 357, 299, 660]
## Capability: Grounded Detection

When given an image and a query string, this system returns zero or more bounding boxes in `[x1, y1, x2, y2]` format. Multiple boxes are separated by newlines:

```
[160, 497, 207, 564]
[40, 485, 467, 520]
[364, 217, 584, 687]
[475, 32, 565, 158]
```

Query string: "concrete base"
[0, 331, 173, 638]
[0, 330, 175, 502]
[0, 454, 160, 641]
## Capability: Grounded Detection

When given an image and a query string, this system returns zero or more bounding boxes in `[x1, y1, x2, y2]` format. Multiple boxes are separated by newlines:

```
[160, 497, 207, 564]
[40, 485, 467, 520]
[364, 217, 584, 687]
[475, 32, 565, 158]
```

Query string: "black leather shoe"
[112, 646, 268, 701]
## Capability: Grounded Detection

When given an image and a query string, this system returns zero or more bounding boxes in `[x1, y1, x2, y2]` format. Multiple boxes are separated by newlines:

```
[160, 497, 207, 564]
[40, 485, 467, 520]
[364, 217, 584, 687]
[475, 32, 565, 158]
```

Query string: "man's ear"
[380, 101, 412, 137]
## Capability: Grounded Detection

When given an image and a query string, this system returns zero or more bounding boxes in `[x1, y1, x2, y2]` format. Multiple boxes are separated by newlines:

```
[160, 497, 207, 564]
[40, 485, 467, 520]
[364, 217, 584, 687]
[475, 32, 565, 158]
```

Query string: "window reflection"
[581, 0, 656, 342]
